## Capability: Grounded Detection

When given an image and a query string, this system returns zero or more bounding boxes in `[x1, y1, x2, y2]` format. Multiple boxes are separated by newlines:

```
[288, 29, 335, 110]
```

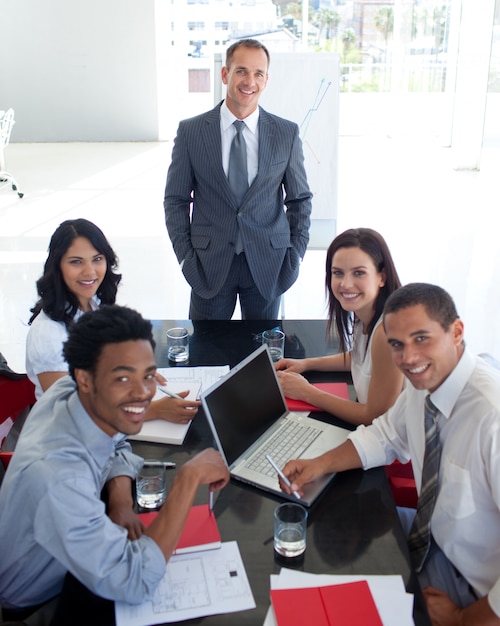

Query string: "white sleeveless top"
[350, 316, 383, 404]
[26, 297, 100, 400]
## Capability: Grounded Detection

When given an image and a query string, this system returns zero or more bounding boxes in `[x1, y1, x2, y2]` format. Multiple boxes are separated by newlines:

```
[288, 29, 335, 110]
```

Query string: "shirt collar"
[429, 347, 475, 419]
[66, 381, 120, 466]
[221, 100, 259, 134]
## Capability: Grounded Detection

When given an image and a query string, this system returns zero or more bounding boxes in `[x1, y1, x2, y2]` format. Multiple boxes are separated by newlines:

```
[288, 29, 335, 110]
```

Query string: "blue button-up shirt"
[0, 377, 166, 608]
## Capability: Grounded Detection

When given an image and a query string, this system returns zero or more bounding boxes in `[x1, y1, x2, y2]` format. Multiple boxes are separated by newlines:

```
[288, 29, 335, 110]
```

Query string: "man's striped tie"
[408, 395, 442, 572]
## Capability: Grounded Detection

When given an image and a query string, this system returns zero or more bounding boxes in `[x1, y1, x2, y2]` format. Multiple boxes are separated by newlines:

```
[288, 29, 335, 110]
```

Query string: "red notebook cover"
[270, 587, 329, 626]
[271, 580, 383, 626]
[320, 580, 383, 626]
[285, 382, 349, 412]
[139, 504, 221, 555]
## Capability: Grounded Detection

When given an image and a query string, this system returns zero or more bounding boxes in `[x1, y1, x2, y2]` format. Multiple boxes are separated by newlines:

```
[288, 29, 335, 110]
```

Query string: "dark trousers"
[189, 253, 281, 320]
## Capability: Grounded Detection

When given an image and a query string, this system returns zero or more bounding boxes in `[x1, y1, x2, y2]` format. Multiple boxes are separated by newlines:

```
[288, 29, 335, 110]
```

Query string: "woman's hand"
[276, 370, 312, 400]
[146, 391, 200, 424]
[274, 358, 307, 374]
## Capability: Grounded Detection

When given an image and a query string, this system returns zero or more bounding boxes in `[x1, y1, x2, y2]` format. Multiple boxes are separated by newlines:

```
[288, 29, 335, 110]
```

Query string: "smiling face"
[330, 246, 386, 327]
[75, 340, 157, 437]
[60, 236, 107, 311]
[221, 45, 268, 119]
[384, 304, 464, 393]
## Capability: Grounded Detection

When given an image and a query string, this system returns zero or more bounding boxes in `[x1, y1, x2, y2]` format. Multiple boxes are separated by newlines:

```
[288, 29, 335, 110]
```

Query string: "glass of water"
[166, 327, 189, 363]
[274, 502, 308, 557]
[136, 461, 167, 510]
[262, 328, 285, 362]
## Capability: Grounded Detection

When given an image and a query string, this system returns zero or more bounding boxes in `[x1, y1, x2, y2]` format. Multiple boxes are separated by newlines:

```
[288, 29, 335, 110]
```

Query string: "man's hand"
[423, 587, 462, 626]
[280, 442, 362, 496]
[106, 475, 145, 540]
[145, 448, 230, 558]
[423, 587, 500, 626]
[280, 457, 329, 496]
[109, 505, 145, 541]
[181, 448, 230, 492]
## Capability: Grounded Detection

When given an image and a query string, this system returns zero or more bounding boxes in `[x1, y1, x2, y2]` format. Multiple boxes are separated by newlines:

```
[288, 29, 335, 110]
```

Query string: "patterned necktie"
[408, 395, 442, 572]
[228, 120, 249, 207]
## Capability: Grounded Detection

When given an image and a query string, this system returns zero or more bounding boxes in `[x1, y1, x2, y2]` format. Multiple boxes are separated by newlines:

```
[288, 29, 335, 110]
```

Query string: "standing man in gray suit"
[164, 39, 312, 320]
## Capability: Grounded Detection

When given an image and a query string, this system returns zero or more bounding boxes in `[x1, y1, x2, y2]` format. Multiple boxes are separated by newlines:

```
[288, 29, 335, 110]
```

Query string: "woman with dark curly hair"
[276, 227, 404, 425]
[26, 218, 199, 423]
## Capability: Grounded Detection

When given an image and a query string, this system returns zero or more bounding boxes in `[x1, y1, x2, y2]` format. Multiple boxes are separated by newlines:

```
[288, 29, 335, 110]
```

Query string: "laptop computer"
[201, 344, 351, 506]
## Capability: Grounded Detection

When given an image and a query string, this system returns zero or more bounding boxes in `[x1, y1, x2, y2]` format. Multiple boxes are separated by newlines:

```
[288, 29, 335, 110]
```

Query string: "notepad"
[139, 504, 221, 555]
[285, 382, 349, 412]
[128, 365, 229, 445]
[270, 580, 383, 626]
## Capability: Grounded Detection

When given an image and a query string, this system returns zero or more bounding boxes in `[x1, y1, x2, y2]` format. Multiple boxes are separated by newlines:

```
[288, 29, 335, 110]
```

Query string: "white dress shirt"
[220, 100, 259, 186]
[348, 348, 500, 615]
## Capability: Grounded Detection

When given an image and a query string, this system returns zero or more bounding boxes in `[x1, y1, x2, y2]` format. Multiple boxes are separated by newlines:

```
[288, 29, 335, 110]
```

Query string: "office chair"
[384, 460, 417, 509]
[0, 368, 36, 471]
[0, 108, 23, 199]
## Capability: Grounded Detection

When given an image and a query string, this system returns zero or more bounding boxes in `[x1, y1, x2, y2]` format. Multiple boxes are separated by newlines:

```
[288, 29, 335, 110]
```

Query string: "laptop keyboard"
[245, 420, 322, 476]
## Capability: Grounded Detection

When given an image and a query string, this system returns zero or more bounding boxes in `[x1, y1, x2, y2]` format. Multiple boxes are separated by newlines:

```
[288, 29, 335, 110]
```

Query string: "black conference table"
[55, 319, 431, 626]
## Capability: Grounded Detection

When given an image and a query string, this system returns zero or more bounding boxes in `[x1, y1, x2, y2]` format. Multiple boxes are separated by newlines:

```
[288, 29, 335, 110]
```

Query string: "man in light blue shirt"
[0, 305, 229, 619]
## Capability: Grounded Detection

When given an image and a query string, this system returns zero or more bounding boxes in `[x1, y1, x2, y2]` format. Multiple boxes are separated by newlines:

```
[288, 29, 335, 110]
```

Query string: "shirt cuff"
[488, 578, 500, 617]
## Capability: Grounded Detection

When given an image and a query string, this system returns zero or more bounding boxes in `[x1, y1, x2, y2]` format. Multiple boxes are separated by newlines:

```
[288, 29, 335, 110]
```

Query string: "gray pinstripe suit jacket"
[164, 102, 312, 301]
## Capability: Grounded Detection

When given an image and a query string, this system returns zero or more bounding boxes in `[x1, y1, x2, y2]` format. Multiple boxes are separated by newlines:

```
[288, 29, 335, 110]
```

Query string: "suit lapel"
[200, 104, 236, 207]
[200, 104, 275, 207]
[254, 108, 274, 190]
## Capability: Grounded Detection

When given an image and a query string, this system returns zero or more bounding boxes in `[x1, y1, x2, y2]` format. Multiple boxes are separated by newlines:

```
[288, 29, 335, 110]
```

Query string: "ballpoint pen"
[265, 454, 301, 500]
[158, 386, 184, 401]
[143, 461, 176, 469]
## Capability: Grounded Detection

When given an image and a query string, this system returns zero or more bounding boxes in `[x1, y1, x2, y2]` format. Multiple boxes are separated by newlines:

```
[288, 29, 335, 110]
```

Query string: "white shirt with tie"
[220, 100, 259, 186]
[348, 348, 500, 616]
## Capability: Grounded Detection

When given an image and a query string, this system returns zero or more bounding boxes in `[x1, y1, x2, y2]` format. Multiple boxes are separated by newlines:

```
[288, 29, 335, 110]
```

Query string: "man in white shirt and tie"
[280, 283, 500, 626]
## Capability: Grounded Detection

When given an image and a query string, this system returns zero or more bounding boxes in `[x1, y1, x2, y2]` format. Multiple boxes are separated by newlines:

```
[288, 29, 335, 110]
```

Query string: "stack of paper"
[115, 541, 255, 626]
[128, 365, 229, 445]
[264, 568, 414, 626]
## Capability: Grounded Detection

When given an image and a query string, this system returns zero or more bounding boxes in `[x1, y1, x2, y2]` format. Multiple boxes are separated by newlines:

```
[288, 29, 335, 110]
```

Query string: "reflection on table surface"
[151, 319, 340, 369]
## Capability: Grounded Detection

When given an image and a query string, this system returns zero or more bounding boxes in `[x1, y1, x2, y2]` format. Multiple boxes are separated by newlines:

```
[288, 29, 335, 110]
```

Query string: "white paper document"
[263, 568, 414, 626]
[128, 365, 229, 445]
[115, 540, 255, 626]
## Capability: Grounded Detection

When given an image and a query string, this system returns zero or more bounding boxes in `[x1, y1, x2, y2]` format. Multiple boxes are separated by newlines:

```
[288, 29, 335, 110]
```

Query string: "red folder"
[271, 580, 383, 626]
[285, 382, 349, 412]
[139, 504, 221, 555]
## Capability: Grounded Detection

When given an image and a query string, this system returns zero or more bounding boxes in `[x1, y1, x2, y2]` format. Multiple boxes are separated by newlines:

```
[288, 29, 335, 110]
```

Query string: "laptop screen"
[202, 346, 286, 466]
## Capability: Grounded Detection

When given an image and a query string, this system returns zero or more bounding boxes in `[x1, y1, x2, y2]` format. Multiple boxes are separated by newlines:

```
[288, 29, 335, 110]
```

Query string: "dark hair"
[63, 305, 155, 379]
[29, 219, 121, 328]
[226, 39, 270, 68]
[325, 228, 402, 355]
[383, 283, 459, 331]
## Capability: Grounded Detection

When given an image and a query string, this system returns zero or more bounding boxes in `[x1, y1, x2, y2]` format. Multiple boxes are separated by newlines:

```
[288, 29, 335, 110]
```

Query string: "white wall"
[0, 0, 159, 141]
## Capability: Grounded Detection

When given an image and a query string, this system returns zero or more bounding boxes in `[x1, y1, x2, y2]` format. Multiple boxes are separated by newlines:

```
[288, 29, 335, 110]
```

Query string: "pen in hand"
[158, 386, 184, 401]
[265, 454, 301, 500]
